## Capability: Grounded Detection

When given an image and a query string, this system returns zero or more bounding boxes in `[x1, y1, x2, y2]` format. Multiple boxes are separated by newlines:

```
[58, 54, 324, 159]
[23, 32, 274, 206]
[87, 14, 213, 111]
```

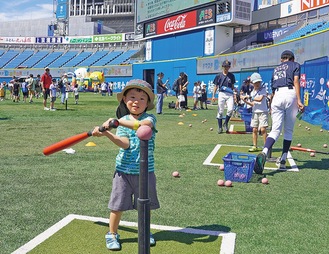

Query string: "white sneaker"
[50, 108, 56, 111]
[276, 157, 286, 169]
[44, 107, 50, 111]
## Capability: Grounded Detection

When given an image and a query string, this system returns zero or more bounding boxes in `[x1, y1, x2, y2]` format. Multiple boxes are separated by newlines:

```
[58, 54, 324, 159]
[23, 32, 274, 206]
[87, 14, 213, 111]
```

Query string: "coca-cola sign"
[157, 10, 197, 35]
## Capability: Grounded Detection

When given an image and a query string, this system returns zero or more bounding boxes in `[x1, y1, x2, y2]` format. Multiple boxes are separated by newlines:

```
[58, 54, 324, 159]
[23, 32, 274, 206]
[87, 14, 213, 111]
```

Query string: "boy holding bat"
[92, 79, 159, 251]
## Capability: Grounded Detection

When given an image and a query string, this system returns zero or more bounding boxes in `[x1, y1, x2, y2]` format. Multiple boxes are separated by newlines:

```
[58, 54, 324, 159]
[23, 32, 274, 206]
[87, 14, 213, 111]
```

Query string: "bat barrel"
[43, 132, 90, 156]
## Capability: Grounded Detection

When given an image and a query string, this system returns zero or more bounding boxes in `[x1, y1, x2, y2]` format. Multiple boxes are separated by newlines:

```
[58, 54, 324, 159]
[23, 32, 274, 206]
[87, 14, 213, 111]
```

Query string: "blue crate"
[241, 112, 252, 121]
[241, 113, 252, 132]
[222, 152, 256, 183]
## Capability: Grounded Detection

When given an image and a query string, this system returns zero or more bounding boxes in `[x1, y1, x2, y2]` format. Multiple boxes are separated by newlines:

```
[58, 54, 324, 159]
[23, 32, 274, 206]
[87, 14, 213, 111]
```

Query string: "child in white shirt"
[242, 73, 268, 152]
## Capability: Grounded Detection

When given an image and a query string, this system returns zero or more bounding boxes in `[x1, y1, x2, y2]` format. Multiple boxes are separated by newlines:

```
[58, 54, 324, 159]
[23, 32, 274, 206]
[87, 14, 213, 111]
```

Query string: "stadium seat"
[78, 50, 108, 67]
[109, 49, 138, 65]
[0, 50, 19, 68]
[4, 49, 34, 68]
[280, 21, 328, 42]
[48, 51, 79, 68]
[20, 50, 49, 68]
[91, 50, 123, 66]
[33, 51, 64, 68]
[61, 51, 92, 67]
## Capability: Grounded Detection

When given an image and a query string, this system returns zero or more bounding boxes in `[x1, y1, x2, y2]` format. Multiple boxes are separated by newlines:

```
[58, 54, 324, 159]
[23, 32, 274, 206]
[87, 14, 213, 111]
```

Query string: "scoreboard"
[135, 0, 252, 40]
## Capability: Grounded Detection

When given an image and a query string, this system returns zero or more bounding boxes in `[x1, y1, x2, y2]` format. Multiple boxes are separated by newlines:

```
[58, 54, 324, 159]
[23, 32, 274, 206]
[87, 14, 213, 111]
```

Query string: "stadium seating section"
[0, 47, 139, 69]
[1, 19, 328, 69]
[280, 21, 329, 42]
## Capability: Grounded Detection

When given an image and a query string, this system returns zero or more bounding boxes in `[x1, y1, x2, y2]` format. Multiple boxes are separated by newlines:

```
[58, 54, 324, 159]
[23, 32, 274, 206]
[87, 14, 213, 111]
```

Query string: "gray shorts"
[108, 171, 160, 211]
[251, 112, 269, 128]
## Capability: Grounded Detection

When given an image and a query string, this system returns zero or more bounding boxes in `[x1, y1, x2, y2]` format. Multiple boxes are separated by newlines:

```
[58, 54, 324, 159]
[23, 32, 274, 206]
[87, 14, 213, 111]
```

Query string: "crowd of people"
[0, 68, 116, 110]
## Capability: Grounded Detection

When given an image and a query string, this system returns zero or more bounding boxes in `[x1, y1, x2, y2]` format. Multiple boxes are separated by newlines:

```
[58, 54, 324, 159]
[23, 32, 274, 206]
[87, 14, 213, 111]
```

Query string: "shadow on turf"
[95, 222, 229, 245]
[293, 158, 329, 170]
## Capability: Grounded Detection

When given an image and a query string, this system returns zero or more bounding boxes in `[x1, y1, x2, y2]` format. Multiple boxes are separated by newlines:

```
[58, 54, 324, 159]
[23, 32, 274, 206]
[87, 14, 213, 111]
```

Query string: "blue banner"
[56, 2, 68, 20]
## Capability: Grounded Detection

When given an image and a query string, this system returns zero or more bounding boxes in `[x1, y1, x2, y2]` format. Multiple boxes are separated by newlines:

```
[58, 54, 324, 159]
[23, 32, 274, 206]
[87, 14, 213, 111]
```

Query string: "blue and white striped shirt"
[115, 113, 156, 174]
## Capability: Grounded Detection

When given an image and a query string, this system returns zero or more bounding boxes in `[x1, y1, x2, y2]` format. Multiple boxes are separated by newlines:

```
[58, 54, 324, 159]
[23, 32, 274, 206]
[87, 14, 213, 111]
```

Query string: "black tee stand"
[138, 139, 150, 254]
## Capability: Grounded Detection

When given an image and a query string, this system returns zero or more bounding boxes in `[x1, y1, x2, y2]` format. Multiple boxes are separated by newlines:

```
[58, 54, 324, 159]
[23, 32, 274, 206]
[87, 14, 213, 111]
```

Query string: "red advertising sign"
[157, 10, 197, 35]
[300, 73, 306, 88]
[301, 0, 329, 11]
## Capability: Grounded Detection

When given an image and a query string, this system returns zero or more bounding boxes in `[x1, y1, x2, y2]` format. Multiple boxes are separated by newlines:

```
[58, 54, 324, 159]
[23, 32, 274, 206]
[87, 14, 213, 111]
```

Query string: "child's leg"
[252, 127, 258, 147]
[248, 127, 258, 152]
[109, 210, 123, 234]
[193, 98, 198, 109]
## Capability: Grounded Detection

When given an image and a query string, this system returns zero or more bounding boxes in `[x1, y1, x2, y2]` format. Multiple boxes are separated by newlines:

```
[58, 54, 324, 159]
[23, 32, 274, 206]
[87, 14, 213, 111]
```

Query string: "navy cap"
[222, 60, 231, 67]
[281, 50, 294, 59]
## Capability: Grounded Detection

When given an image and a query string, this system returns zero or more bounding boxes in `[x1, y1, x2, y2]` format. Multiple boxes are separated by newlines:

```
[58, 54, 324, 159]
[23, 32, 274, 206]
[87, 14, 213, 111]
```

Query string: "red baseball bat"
[290, 146, 329, 155]
[43, 119, 119, 156]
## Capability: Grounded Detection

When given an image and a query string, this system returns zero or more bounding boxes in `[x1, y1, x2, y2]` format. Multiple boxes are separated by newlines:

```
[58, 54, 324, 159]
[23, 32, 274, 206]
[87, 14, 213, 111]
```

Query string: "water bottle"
[296, 109, 303, 120]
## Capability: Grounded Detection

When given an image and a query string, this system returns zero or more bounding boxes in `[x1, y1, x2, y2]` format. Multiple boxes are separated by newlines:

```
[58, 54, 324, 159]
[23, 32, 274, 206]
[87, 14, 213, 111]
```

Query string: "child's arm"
[243, 97, 254, 107]
[252, 94, 265, 102]
[118, 118, 154, 129]
[92, 125, 129, 149]
[92, 118, 154, 149]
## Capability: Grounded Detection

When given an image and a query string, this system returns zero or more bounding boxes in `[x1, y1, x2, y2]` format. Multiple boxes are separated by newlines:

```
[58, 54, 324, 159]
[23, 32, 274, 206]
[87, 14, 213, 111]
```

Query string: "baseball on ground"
[217, 179, 225, 186]
[172, 171, 180, 177]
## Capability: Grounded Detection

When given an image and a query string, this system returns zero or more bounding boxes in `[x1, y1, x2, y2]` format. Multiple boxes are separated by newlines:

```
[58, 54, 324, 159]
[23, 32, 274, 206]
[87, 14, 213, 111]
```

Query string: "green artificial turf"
[1, 93, 329, 254]
[29, 219, 221, 254]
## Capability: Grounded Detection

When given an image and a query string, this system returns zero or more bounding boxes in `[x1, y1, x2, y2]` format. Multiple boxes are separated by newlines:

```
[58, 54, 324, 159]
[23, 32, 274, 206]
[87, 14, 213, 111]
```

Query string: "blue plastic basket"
[241, 113, 252, 132]
[222, 152, 256, 183]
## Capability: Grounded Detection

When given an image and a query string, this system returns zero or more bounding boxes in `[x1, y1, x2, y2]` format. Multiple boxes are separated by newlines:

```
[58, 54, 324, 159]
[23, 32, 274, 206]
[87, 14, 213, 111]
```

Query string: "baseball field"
[1, 93, 328, 253]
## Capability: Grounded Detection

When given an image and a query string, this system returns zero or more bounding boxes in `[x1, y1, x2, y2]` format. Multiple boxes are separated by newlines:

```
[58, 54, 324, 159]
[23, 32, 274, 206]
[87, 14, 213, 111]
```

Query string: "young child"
[21, 80, 28, 103]
[92, 79, 159, 251]
[0, 81, 5, 101]
[241, 73, 268, 152]
[49, 78, 57, 111]
[192, 81, 201, 110]
[73, 84, 79, 104]
[13, 79, 20, 102]
[200, 84, 208, 109]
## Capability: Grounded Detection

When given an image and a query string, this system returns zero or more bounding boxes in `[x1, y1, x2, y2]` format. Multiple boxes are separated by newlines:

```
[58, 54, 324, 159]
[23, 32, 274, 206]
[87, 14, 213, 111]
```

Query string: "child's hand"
[91, 126, 104, 137]
[103, 118, 116, 129]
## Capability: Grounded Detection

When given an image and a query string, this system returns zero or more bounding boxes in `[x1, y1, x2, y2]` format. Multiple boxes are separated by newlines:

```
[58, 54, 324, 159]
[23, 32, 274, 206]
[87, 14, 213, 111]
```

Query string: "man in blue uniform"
[254, 50, 304, 173]
[212, 60, 236, 133]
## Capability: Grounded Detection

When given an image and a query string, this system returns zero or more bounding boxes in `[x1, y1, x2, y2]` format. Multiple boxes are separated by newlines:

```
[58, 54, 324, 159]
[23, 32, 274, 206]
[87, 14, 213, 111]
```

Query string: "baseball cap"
[281, 50, 294, 59]
[222, 60, 231, 67]
[52, 78, 56, 82]
[243, 77, 251, 84]
[117, 79, 155, 110]
[250, 73, 262, 83]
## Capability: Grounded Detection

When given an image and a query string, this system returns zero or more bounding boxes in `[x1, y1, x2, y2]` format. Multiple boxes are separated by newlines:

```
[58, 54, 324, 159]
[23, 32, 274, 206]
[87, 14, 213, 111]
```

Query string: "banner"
[56, 0, 68, 20]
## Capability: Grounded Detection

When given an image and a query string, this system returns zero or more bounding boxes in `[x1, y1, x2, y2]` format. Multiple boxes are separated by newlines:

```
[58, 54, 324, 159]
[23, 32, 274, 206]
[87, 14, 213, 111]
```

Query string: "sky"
[0, 0, 54, 22]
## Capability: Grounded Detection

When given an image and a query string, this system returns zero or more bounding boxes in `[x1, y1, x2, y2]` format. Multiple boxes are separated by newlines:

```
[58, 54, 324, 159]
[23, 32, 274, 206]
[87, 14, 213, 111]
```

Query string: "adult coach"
[240, 77, 253, 113]
[40, 67, 52, 110]
[156, 72, 168, 114]
[254, 50, 304, 173]
[212, 60, 236, 133]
